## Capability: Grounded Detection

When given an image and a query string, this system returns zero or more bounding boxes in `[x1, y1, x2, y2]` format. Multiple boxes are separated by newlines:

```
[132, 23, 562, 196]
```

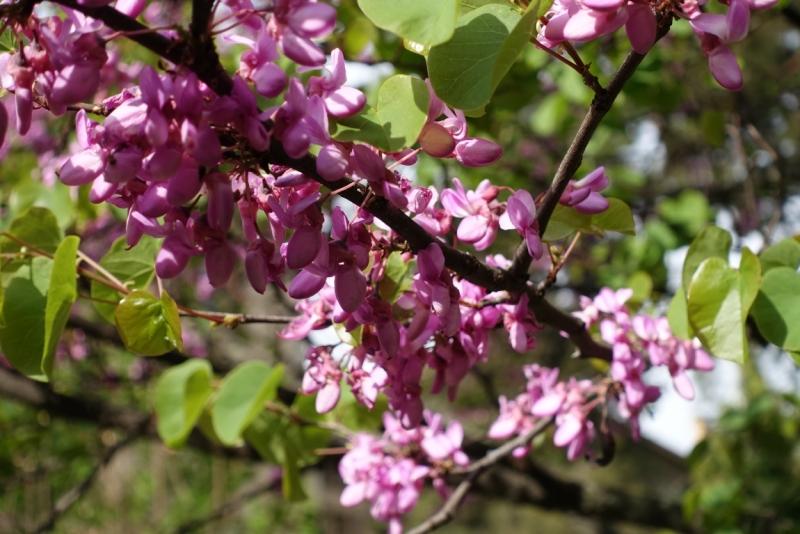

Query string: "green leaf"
[91, 235, 158, 322]
[334, 322, 363, 346]
[331, 75, 430, 152]
[592, 198, 636, 236]
[358, 0, 459, 47]
[1, 207, 63, 279]
[0, 28, 15, 53]
[738, 247, 760, 321]
[428, 2, 537, 110]
[682, 225, 732, 295]
[657, 190, 711, 237]
[667, 284, 695, 340]
[282, 445, 307, 501]
[626, 271, 653, 304]
[687, 257, 747, 363]
[41, 236, 80, 380]
[0, 270, 5, 329]
[378, 252, 417, 303]
[752, 267, 800, 352]
[530, 93, 569, 136]
[700, 110, 726, 147]
[212, 362, 285, 445]
[155, 359, 213, 448]
[114, 290, 183, 356]
[460, 0, 506, 16]
[0, 257, 52, 380]
[541, 204, 593, 242]
[758, 238, 800, 273]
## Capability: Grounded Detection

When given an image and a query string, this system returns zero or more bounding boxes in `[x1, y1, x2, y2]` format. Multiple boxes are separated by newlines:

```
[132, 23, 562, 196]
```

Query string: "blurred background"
[1, 0, 800, 532]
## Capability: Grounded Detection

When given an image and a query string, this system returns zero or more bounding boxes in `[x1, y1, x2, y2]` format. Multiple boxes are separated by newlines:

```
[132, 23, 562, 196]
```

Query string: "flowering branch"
[406, 417, 553, 534]
[507, 16, 674, 281]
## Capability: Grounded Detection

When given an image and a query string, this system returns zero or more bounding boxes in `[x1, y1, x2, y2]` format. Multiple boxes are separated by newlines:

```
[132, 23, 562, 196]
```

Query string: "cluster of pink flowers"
[290, 242, 546, 429]
[488, 287, 715, 461]
[538, 0, 777, 91]
[339, 411, 468, 534]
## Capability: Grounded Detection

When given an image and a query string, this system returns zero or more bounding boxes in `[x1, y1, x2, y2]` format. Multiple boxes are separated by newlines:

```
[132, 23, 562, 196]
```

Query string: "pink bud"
[335, 263, 366, 313]
[139, 182, 171, 217]
[89, 174, 117, 204]
[454, 138, 502, 167]
[252, 62, 287, 98]
[419, 122, 456, 158]
[286, 2, 337, 38]
[49, 63, 102, 107]
[0, 103, 8, 149]
[205, 239, 236, 288]
[287, 226, 322, 269]
[288, 269, 327, 299]
[104, 146, 142, 183]
[245, 249, 268, 294]
[279, 30, 326, 67]
[166, 158, 202, 206]
[15, 86, 33, 136]
[182, 119, 222, 167]
[59, 149, 107, 186]
[206, 173, 234, 232]
[144, 144, 183, 181]
[316, 142, 350, 181]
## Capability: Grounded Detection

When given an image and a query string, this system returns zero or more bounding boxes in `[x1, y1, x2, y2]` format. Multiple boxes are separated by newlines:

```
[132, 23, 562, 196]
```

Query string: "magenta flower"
[499, 189, 544, 260]
[308, 49, 366, 117]
[440, 178, 501, 250]
[559, 166, 610, 214]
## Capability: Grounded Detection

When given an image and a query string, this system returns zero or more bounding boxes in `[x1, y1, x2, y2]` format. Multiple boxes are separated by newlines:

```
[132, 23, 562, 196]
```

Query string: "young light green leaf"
[682, 225, 732, 295]
[0, 28, 15, 53]
[751, 267, 800, 352]
[334, 322, 363, 346]
[626, 271, 653, 304]
[0, 270, 5, 329]
[687, 257, 747, 363]
[114, 290, 183, 356]
[378, 252, 416, 303]
[667, 284, 694, 340]
[738, 247, 760, 321]
[758, 238, 800, 273]
[1, 207, 63, 279]
[592, 198, 636, 236]
[41, 236, 80, 380]
[155, 359, 213, 448]
[428, 2, 537, 110]
[357, 0, 459, 48]
[460, 0, 511, 16]
[541, 204, 593, 242]
[331, 75, 430, 152]
[0, 257, 52, 380]
[212, 361, 285, 445]
[91, 235, 158, 322]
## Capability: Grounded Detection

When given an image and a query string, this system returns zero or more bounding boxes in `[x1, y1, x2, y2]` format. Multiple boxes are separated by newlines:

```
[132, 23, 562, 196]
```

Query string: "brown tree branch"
[507, 19, 674, 281]
[34, 434, 138, 534]
[406, 418, 553, 534]
[0, 368, 695, 531]
[47, 0, 612, 362]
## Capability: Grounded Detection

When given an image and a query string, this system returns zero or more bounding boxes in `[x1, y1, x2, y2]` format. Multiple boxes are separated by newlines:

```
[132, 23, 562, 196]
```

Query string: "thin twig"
[34, 434, 138, 533]
[507, 16, 674, 281]
[172, 472, 282, 534]
[406, 418, 553, 534]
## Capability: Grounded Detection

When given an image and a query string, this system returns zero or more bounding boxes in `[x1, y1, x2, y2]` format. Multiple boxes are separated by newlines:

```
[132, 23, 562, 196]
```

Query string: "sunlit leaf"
[41, 236, 80, 380]
[114, 290, 183, 356]
[155, 359, 213, 448]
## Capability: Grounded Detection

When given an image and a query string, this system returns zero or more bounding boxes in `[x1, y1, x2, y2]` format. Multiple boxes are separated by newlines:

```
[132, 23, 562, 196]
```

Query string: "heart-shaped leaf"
[752, 267, 800, 352]
[42, 236, 80, 380]
[428, 2, 538, 110]
[1, 207, 62, 280]
[212, 361, 285, 445]
[758, 238, 800, 273]
[357, 0, 459, 47]
[0, 257, 51, 380]
[155, 359, 213, 448]
[114, 290, 183, 356]
[687, 257, 748, 363]
[331, 75, 430, 152]
[682, 225, 732, 294]
[91, 235, 158, 322]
